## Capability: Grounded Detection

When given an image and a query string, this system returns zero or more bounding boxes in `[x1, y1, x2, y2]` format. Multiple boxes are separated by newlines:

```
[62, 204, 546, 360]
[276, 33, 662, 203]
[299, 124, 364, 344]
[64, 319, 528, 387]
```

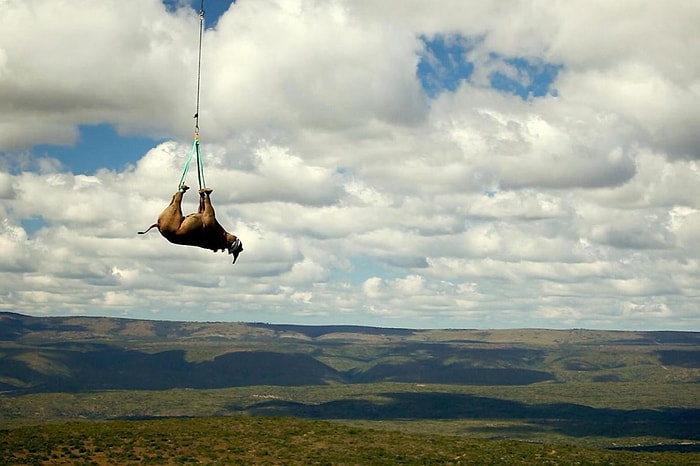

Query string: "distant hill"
[1, 312, 699, 394]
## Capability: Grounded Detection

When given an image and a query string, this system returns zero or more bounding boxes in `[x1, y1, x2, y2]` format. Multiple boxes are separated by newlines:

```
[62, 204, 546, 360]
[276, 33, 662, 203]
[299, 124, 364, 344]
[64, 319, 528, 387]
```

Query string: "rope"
[193, 0, 205, 135]
[179, 0, 206, 191]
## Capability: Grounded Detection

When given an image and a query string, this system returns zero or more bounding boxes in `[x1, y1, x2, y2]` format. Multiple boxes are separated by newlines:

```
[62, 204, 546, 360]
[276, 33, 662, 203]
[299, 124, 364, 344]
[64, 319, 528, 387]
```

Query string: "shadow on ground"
[233, 391, 700, 441]
[3, 343, 555, 393]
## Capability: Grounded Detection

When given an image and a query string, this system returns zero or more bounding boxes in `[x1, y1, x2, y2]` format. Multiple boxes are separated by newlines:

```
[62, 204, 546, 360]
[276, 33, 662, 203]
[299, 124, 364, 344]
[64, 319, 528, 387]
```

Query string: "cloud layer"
[1, 0, 699, 330]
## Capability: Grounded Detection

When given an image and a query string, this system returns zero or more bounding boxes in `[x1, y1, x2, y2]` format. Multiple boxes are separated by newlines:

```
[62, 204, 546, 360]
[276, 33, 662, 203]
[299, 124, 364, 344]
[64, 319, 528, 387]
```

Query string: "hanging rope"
[193, 0, 204, 136]
[180, 0, 206, 190]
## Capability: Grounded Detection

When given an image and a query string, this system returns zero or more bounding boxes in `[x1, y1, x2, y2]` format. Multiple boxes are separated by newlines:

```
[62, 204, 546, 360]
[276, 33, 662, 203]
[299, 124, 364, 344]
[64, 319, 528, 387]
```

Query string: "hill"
[1, 312, 699, 451]
[2, 311, 698, 393]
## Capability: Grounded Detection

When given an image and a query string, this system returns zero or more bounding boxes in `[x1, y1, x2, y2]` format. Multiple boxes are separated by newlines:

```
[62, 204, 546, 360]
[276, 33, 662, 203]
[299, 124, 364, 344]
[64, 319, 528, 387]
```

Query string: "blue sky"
[1, 0, 699, 330]
[34, 124, 165, 175]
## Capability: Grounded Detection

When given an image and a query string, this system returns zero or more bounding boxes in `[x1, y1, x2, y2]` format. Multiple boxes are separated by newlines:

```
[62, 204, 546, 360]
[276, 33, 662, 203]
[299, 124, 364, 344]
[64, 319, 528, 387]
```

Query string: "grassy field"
[2, 416, 699, 465]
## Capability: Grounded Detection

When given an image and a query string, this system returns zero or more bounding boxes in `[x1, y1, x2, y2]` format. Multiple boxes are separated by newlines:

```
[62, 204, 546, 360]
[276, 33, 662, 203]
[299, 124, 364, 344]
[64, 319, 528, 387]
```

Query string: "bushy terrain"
[2, 416, 698, 465]
[1, 312, 699, 463]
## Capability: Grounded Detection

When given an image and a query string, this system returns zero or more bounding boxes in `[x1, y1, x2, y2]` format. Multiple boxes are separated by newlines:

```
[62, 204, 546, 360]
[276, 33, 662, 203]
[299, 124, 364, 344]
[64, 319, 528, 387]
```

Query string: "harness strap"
[178, 136, 200, 189]
[195, 134, 206, 189]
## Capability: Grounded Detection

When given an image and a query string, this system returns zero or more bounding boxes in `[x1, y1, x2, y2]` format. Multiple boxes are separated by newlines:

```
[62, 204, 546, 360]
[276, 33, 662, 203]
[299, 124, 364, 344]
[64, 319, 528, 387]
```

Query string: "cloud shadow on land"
[235, 391, 700, 442]
[3, 342, 554, 393]
[3, 344, 343, 393]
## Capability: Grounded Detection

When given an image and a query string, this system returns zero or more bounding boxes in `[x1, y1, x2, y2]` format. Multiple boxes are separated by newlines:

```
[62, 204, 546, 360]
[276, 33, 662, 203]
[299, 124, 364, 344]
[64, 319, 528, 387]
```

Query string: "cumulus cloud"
[0, 0, 198, 148]
[203, 0, 428, 140]
[0, 0, 699, 330]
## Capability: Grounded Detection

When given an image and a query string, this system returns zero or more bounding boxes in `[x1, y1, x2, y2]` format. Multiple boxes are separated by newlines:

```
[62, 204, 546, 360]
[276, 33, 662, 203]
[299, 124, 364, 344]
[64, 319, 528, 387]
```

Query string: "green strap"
[177, 137, 199, 189]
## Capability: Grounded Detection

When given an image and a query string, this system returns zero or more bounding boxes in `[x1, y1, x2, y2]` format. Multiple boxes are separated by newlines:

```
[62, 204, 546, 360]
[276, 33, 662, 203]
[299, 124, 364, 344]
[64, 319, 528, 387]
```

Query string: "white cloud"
[0, 0, 197, 148]
[0, 172, 14, 199]
[558, 62, 700, 159]
[205, 0, 428, 139]
[0, 0, 699, 330]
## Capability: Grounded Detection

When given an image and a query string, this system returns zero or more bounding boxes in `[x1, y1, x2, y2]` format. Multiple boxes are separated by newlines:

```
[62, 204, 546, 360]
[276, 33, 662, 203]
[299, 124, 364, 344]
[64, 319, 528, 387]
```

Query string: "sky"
[1, 0, 699, 330]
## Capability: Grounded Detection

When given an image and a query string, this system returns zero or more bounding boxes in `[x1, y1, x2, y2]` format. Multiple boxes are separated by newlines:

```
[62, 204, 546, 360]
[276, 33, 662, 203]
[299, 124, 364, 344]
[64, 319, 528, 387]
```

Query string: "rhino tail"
[138, 223, 158, 235]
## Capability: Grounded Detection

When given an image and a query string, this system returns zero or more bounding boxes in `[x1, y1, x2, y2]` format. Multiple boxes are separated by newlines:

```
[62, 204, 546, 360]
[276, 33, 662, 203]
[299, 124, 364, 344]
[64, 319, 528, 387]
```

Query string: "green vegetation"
[2, 382, 698, 449]
[1, 312, 699, 463]
[1, 416, 697, 465]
